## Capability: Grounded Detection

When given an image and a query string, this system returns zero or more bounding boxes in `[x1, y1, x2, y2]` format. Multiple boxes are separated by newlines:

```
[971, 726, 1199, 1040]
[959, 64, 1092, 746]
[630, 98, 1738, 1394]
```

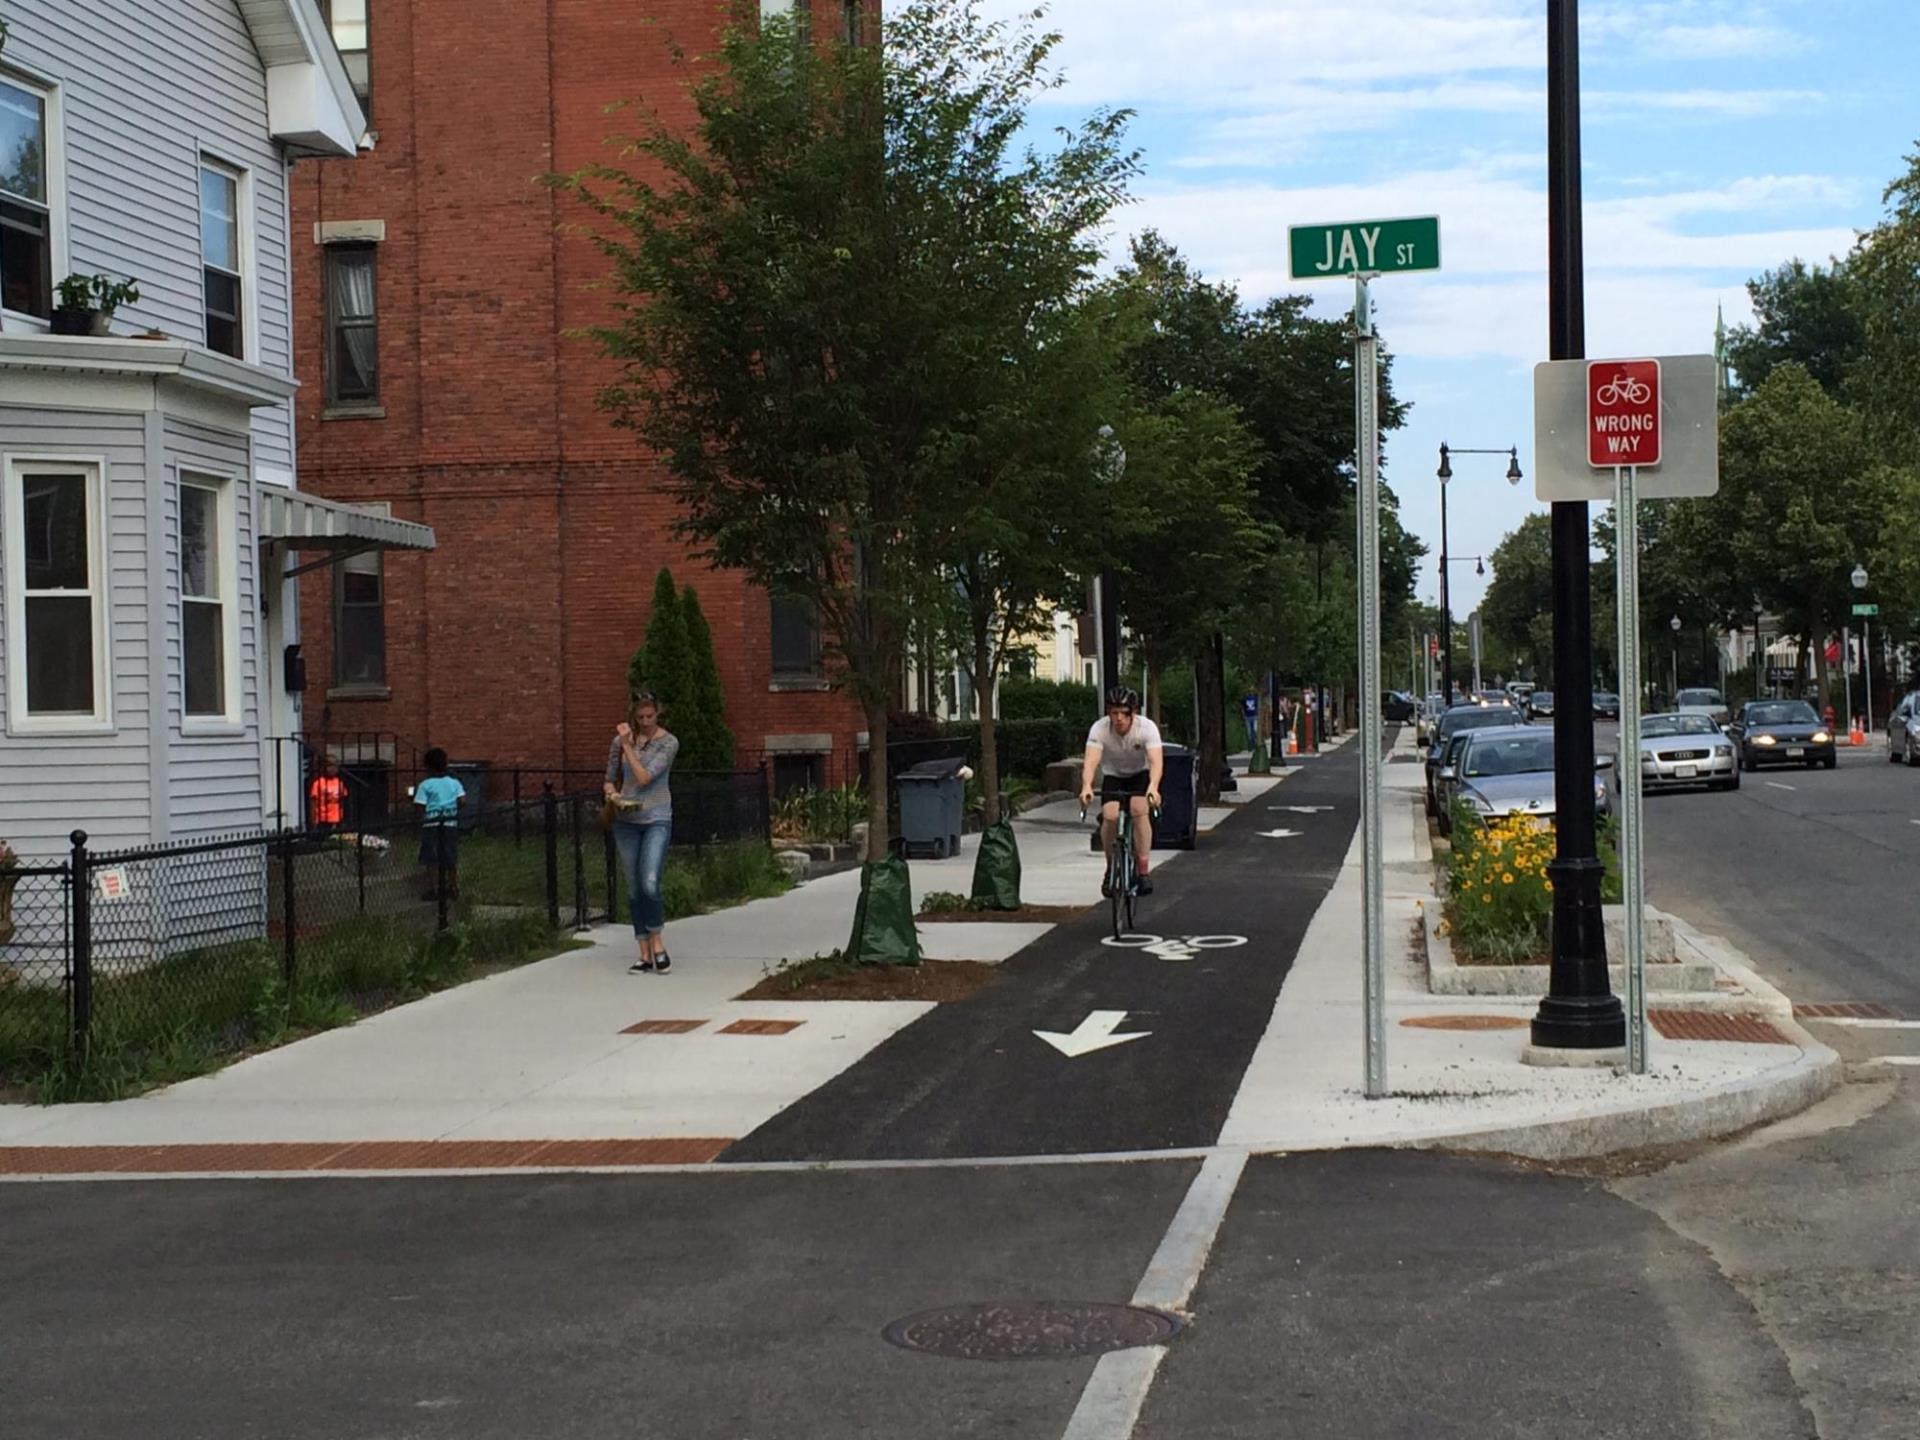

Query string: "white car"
[1675, 687, 1731, 728]
[1622, 712, 1738, 792]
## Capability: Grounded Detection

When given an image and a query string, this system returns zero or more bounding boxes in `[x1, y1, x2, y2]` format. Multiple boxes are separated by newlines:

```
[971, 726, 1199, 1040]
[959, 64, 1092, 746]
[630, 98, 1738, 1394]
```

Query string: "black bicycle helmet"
[1106, 685, 1141, 711]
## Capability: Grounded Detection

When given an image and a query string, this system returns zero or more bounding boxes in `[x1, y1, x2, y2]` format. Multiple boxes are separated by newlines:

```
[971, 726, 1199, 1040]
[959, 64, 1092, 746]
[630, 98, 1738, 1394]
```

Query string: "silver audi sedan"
[1622, 712, 1739, 792]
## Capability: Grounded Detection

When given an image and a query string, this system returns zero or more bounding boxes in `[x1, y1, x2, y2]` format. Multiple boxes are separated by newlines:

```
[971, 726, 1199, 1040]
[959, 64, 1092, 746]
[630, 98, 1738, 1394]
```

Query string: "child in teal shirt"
[414, 747, 466, 895]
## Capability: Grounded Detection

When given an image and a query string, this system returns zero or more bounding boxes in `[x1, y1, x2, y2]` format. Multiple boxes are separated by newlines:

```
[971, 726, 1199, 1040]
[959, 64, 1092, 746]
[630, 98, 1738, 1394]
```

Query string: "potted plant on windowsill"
[51, 273, 141, 337]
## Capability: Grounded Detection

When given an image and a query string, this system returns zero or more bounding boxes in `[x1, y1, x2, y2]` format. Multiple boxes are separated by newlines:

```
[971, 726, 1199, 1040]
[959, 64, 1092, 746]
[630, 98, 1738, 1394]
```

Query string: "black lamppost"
[1534, 0, 1626, 1053]
[1095, 426, 1126, 701]
[1436, 444, 1521, 702]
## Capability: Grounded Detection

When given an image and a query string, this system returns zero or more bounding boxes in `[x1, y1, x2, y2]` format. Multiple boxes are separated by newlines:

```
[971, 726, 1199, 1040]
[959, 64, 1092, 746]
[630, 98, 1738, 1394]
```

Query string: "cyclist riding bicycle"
[1079, 686, 1164, 898]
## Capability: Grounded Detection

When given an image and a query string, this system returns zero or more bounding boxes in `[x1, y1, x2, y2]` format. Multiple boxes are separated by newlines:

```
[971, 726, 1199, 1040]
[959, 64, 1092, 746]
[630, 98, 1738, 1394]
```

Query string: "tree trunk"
[1146, 660, 1162, 725]
[864, 698, 890, 862]
[1194, 642, 1224, 804]
[1811, 618, 1830, 715]
[974, 627, 1001, 826]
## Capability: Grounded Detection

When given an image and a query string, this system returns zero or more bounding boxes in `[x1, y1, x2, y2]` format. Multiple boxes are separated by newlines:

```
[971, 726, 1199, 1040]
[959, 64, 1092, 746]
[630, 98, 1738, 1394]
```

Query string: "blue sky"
[993, 0, 1917, 616]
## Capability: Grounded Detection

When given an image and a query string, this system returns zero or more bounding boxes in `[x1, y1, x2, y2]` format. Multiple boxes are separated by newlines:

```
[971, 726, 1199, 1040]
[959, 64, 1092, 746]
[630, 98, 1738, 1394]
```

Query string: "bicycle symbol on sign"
[1594, 373, 1652, 407]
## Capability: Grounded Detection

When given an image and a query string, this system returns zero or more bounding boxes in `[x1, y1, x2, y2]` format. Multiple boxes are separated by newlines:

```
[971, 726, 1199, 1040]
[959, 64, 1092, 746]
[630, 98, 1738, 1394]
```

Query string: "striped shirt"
[607, 730, 678, 823]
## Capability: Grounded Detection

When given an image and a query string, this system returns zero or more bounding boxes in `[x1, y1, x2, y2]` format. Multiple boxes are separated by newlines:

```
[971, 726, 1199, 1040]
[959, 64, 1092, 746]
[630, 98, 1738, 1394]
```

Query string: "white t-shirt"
[1086, 714, 1164, 777]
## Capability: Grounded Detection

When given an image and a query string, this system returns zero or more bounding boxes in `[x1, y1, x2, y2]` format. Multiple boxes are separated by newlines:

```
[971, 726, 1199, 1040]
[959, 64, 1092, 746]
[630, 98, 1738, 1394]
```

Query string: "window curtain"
[330, 255, 377, 392]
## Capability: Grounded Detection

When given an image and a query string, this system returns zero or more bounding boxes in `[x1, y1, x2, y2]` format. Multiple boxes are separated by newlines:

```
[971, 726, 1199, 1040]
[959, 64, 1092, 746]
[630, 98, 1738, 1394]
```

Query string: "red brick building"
[288, 0, 867, 785]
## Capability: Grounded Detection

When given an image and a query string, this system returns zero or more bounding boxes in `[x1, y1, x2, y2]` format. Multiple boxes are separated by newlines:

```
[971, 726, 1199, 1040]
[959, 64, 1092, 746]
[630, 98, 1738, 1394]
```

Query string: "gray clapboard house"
[0, 0, 434, 870]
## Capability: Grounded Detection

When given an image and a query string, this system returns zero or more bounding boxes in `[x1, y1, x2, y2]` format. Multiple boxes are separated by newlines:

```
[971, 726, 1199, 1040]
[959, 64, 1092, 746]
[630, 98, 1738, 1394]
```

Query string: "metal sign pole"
[1356, 272, 1386, 1099]
[1615, 463, 1647, 1073]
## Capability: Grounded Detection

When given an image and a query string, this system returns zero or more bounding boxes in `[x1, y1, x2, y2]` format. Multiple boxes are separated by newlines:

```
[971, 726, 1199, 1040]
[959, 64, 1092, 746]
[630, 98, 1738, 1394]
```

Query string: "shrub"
[676, 586, 736, 768]
[1444, 807, 1622, 961]
[1000, 676, 1097, 723]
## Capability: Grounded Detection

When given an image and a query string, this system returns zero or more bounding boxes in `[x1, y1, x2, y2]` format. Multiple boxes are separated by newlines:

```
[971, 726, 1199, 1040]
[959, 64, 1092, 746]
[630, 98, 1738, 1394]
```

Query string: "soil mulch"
[917, 904, 1088, 924]
[737, 959, 1000, 1003]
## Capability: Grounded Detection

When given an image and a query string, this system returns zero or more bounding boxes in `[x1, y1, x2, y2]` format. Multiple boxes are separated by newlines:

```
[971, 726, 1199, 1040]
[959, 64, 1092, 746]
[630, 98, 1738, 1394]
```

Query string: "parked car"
[1383, 690, 1417, 723]
[1886, 690, 1920, 764]
[1622, 713, 1738, 792]
[1593, 692, 1621, 720]
[1727, 699, 1835, 771]
[1527, 690, 1555, 720]
[1424, 703, 1524, 816]
[1416, 693, 1447, 746]
[1445, 724, 1613, 828]
[1505, 682, 1536, 707]
[1674, 687, 1731, 728]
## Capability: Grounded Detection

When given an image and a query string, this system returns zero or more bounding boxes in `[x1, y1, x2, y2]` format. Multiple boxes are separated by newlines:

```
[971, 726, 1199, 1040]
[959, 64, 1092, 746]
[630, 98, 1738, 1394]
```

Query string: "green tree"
[676, 585, 736, 769]
[562, 2, 1132, 859]
[1724, 259, 1866, 401]
[1479, 515, 1556, 684]
[1718, 365, 1900, 710]
[1851, 147, 1920, 462]
[630, 568, 691, 707]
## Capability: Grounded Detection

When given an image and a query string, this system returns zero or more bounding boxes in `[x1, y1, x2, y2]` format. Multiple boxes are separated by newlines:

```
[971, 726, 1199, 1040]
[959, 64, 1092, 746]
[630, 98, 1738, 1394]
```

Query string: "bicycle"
[1082, 795, 1162, 940]
[1594, 373, 1651, 407]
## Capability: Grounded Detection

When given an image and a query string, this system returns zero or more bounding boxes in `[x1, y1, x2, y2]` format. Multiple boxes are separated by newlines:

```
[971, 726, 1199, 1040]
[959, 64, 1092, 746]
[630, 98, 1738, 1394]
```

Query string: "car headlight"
[1594, 780, 1607, 801]
[1811, 731, 1831, 744]
[1470, 795, 1494, 814]
[1715, 745, 1733, 757]
[1754, 734, 1777, 746]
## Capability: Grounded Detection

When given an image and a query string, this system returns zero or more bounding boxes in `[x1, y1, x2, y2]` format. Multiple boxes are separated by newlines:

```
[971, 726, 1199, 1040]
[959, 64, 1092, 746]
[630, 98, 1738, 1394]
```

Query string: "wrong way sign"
[1588, 359, 1661, 467]
[1533, 353, 1718, 501]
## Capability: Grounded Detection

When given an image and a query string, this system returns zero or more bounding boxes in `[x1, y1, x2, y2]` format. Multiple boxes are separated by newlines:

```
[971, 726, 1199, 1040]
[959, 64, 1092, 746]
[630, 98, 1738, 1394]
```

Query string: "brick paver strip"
[620, 1019, 708, 1035]
[1795, 1002, 1899, 1020]
[718, 1019, 805, 1036]
[1648, 1010, 1792, 1045]
[0, 1138, 732, 1176]
[1399, 1015, 1530, 1031]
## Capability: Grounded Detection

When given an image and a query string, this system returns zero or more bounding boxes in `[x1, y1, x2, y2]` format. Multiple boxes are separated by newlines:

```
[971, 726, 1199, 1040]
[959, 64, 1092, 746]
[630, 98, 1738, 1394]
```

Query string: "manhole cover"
[881, 1302, 1183, 1361]
[1400, 1014, 1530, 1031]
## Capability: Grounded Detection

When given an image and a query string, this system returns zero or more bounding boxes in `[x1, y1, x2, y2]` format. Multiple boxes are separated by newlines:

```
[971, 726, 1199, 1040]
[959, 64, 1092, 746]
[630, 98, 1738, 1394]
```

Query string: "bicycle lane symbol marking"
[1101, 934, 1250, 963]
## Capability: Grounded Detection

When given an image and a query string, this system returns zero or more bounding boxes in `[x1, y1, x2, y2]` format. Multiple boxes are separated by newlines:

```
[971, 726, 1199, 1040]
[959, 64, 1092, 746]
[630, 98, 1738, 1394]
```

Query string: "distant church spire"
[1713, 301, 1731, 406]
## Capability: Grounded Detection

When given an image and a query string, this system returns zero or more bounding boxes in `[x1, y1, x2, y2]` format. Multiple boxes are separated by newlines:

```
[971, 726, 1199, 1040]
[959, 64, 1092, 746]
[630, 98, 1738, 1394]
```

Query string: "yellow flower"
[1483, 893, 1493, 904]
[1502, 873, 1514, 885]
[1543, 880, 1554, 892]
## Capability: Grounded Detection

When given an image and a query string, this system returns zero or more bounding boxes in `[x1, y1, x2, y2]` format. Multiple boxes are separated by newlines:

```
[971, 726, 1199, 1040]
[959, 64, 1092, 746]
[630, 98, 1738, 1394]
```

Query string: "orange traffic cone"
[1850, 720, 1866, 746]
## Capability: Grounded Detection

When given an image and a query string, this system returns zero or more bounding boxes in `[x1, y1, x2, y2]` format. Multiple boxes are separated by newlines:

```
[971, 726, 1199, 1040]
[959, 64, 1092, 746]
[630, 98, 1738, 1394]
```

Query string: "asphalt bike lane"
[724, 746, 1362, 1162]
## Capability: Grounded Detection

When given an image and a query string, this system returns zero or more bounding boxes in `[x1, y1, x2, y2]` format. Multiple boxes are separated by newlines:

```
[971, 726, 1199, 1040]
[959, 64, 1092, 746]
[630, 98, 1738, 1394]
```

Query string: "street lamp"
[1436, 445, 1520, 702]
[1669, 614, 1681, 705]
[1094, 426, 1126, 704]
[1853, 564, 1873, 734]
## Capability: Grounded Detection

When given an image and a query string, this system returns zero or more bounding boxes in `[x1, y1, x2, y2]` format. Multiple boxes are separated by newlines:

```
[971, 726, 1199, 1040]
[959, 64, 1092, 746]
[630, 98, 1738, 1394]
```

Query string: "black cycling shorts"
[1099, 772, 1151, 802]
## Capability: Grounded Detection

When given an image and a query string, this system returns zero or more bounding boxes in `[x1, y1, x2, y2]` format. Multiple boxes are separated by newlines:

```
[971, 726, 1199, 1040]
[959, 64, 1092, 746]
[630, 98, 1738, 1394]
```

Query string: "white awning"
[258, 486, 436, 554]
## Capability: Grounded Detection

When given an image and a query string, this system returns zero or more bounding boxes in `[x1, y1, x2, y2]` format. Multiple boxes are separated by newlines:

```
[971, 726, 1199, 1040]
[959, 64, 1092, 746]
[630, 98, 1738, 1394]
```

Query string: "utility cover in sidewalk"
[881, 1302, 1183, 1361]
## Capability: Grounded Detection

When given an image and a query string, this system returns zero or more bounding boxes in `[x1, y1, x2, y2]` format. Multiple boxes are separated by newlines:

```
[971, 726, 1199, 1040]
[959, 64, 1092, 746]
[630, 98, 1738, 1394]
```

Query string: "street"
[3, 734, 1915, 1438]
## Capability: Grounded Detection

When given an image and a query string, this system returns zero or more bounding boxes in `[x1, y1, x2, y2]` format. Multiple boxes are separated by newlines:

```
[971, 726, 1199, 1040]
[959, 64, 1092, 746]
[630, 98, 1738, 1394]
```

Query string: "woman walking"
[605, 691, 679, 974]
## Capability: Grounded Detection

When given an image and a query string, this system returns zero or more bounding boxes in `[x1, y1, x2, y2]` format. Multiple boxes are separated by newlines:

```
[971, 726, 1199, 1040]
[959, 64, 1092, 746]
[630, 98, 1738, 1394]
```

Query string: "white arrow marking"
[1269, 805, 1333, 814]
[1766, 781, 1795, 791]
[1258, 828, 1303, 839]
[1033, 1010, 1152, 1057]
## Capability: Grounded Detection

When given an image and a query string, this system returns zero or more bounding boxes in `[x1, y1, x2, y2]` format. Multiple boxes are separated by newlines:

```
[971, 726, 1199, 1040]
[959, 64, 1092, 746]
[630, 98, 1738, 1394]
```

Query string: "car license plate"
[1786, 747, 1804, 757]
[1676, 764, 1697, 778]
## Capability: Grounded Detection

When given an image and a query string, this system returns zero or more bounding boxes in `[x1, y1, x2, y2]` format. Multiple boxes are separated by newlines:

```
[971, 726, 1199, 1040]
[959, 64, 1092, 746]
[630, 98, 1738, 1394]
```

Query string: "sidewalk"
[0, 725, 1835, 1170]
[0, 823, 1117, 1156]
[1219, 728, 1838, 1160]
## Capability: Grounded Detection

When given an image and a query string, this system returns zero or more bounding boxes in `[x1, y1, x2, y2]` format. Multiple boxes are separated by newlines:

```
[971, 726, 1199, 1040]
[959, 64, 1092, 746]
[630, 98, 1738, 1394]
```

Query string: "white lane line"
[1869, 1055, 1920, 1067]
[1821, 1018, 1920, 1030]
[1060, 1149, 1250, 1440]
[1910, 820, 1920, 828]
[1766, 781, 1796, 791]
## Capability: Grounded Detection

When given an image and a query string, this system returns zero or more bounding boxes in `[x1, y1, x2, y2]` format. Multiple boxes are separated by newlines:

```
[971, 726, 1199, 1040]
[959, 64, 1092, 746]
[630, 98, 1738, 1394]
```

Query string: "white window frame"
[197, 155, 256, 362]
[2, 453, 113, 736]
[0, 66, 71, 332]
[178, 470, 242, 733]
[330, 499, 389, 696]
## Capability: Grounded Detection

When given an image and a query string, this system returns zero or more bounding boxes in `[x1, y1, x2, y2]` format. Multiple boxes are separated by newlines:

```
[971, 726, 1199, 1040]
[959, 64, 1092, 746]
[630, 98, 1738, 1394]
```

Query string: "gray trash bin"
[897, 758, 966, 859]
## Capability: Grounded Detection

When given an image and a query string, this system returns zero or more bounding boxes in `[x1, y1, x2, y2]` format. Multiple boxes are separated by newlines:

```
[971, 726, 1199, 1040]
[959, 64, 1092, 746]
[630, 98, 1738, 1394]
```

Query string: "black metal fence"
[0, 776, 774, 1082]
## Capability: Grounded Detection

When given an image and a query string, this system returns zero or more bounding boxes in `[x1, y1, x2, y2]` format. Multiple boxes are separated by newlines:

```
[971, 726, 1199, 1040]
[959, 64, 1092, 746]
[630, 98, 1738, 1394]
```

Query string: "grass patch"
[460, 833, 790, 924]
[6, 909, 576, 1104]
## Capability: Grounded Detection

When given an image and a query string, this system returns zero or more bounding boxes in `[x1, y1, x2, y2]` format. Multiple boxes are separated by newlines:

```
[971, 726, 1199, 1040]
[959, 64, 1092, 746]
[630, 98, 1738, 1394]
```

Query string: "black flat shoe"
[653, 953, 672, 974]
[628, 958, 654, 975]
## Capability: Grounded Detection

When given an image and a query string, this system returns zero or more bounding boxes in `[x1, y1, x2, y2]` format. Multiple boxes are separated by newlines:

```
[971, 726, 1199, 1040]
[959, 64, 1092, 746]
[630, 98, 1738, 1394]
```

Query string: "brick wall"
[291, 0, 867, 771]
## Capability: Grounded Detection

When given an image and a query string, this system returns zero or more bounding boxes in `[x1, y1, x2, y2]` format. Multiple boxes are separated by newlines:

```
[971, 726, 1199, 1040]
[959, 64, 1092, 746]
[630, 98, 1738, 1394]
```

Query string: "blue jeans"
[614, 819, 671, 938]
